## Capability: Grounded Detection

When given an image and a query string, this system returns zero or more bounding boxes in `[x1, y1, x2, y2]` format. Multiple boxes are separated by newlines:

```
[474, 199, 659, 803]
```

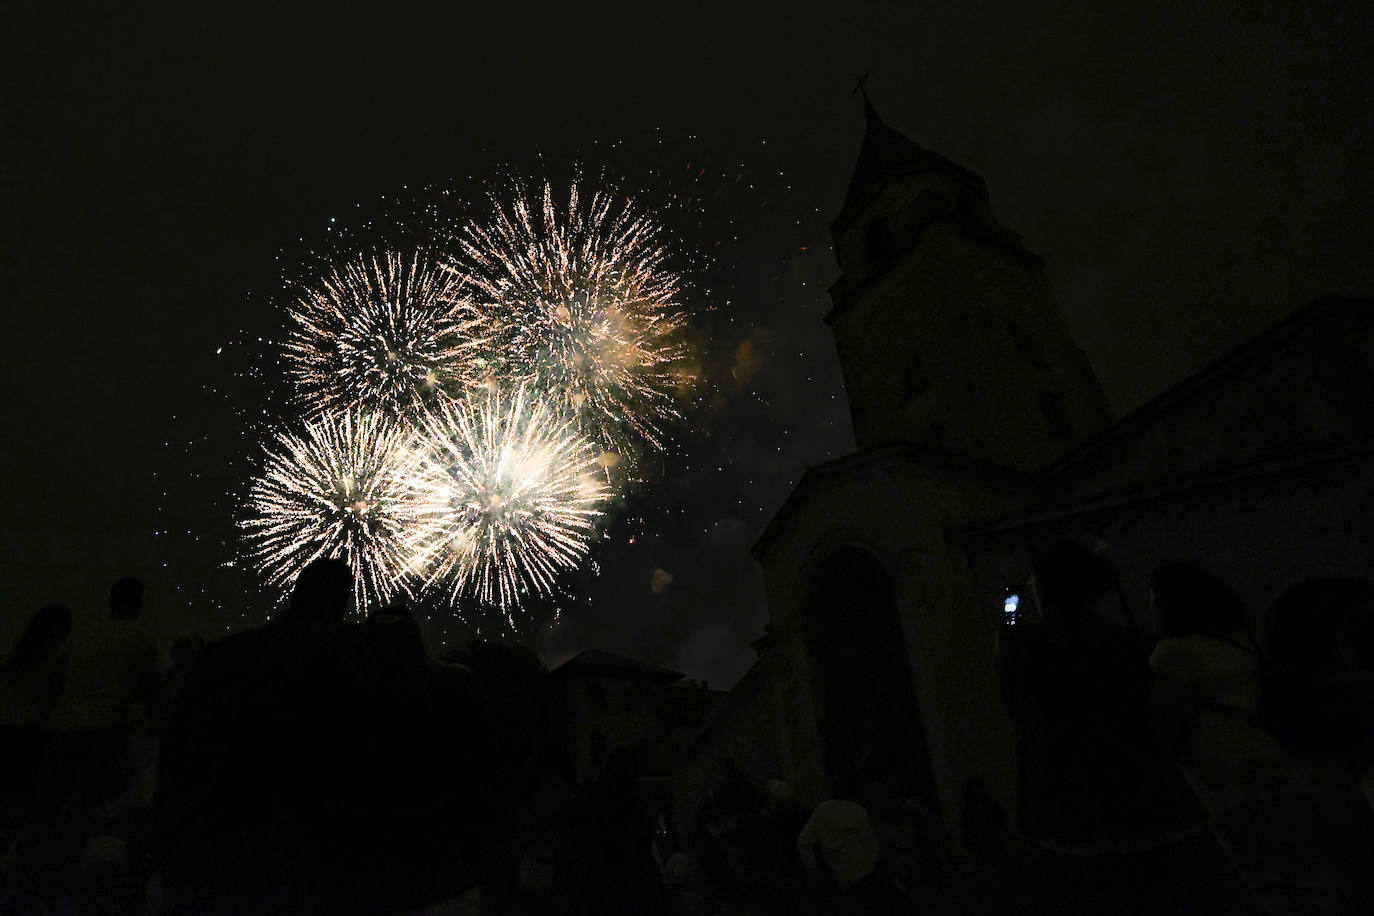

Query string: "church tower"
[827, 100, 1111, 468]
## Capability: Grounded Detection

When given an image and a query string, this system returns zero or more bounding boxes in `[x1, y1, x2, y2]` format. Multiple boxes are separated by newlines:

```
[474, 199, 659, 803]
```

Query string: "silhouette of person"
[797, 767, 903, 915]
[497, 736, 578, 915]
[366, 603, 428, 668]
[0, 604, 72, 906]
[759, 776, 811, 877]
[699, 756, 766, 911]
[1148, 561, 1261, 758]
[0, 603, 72, 779]
[49, 578, 159, 741]
[662, 850, 715, 916]
[343, 603, 481, 911]
[1000, 543, 1209, 913]
[1145, 560, 1346, 912]
[1245, 577, 1374, 913]
[159, 632, 204, 731]
[555, 742, 664, 915]
[39, 579, 159, 899]
[1266, 578, 1374, 761]
[154, 558, 376, 912]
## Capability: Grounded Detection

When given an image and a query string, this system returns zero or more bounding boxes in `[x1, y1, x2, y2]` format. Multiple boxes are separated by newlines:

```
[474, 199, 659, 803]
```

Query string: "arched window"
[803, 548, 935, 799]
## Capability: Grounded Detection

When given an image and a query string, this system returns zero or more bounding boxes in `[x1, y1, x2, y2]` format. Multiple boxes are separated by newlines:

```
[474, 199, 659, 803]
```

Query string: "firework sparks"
[284, 251, 487, 417]
[241, 409, 417, 612]
[454, 180, 689, 453]
[406, 385, 609, 627]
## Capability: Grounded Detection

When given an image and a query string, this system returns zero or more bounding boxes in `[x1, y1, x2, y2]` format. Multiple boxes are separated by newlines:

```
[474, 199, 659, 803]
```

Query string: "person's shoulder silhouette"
[49, 577, 158, 733]
[1004, 541, 1144, 717]
[1003, 541, 1203, 846]
[1149, 561, 1250, 641]
[1, 603, 72, 729]
[1266, 577, 1374, 754]
[277, 557, 353, 624]
[154, 558, 367, 909]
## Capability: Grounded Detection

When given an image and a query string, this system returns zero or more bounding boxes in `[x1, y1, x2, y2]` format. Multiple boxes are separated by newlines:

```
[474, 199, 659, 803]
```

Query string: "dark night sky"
[3, 1, 1372, 688]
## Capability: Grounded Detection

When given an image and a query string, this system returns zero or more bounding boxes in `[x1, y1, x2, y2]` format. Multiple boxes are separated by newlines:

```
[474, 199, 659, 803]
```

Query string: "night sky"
[4, 1, 1372, 688]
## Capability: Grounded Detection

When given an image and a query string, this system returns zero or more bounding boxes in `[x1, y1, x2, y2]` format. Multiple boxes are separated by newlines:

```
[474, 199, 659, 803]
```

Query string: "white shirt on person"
[49, 619, 157, 732]
[798, 799, 879, 889]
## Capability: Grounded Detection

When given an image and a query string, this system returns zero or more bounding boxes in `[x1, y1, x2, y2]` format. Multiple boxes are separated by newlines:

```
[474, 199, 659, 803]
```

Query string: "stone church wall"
[672, 654, 795, 845]
[957, 445, 1374, 643]
[1056, 307, 1374, 501]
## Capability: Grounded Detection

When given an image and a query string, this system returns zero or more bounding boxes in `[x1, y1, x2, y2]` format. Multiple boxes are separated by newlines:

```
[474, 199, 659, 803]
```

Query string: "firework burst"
[284, 251, 487, 418]
[455, 180, 689, 454]
[241, 409, 417, 612]
[406, 385, 609, 627]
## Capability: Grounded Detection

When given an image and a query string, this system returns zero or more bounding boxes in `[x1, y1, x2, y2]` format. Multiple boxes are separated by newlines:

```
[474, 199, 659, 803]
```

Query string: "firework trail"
[454, 180, 688, 455]
[406, 385, 609, 628]
[284, 251, 488, 418]
[240, 409, 417, 613]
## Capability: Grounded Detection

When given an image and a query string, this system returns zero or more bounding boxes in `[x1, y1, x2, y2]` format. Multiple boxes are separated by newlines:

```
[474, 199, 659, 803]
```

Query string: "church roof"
[750, 442, 1032, 561]
[679, 656, 768, 759]
[945, 295, 1374, 542]
[549, 648, 684, 683]
[1043, 294, 1374, 478]
[837, 103, 986, 228]
[755, 296, 1374, 562]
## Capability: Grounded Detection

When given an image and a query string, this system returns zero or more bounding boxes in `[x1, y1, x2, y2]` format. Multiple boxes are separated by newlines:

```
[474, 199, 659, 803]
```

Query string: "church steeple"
[830, 99, 1024, 306]
[838, 101, 986, 227]
[823, 95, 1112, 469]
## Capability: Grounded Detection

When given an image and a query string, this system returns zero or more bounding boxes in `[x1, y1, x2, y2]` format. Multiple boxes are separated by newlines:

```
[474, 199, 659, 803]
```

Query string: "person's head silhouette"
[1031, 541, 1122, 626]
[110, 577, 145, 620]
[287, 558, 353, 621]
[1269, 577, 1374, 675]
[367, 603, 426, 667]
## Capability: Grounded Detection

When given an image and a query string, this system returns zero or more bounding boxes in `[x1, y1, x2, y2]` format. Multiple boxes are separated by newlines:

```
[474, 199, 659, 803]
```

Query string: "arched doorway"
[804, 547, 935, 799]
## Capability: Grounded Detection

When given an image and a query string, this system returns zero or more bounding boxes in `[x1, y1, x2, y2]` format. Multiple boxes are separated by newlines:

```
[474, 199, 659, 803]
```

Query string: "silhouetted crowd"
[998, 543, 1374, 914]
[1, 544, 1372, 913]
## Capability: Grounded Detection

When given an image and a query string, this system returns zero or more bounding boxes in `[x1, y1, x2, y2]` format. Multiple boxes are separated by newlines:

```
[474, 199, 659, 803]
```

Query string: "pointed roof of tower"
[837, 102, 986, 226]
[549, 648, 684, 683]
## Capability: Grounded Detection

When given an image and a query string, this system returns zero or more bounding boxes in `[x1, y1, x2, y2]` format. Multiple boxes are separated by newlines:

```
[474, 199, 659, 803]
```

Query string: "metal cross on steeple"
[852, 72, 873, 107]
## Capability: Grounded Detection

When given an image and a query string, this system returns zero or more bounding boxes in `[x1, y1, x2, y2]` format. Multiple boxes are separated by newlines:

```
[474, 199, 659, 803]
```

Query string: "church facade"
[676, 102, 1374, 865]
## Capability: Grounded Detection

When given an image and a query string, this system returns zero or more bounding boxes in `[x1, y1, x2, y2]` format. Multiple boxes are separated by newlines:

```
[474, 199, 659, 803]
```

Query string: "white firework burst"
[284, 251, 488, 417]
[240, 409, 417, 613]
[405, 385, 609, 627]
[454, 180, 689, 454]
